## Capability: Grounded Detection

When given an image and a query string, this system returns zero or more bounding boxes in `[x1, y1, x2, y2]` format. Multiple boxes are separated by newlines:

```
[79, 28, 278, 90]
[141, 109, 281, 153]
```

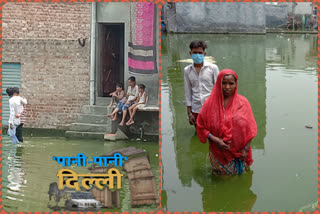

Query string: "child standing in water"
[6, 87, 27, 144]
[13, 87, 27, 143]
[107, 83, 126, 121]
[126, 84, 147, 126]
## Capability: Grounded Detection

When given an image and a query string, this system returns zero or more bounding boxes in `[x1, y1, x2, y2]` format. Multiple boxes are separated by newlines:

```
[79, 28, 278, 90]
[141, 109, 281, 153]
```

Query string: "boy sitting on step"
[107, 83, 126, 121]
[108, 83, 126, 108]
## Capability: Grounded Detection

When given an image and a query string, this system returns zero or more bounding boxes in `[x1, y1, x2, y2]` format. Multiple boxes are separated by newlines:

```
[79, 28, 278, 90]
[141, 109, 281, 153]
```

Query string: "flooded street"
[161, 34, 317, 211]
[2, 137, 159, 212]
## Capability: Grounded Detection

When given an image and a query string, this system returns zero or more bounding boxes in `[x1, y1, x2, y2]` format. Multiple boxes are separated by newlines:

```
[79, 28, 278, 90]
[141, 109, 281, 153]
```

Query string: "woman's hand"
[220, 140, 231, 150]
[209, 135, 230, 150]
[239, 141, 251, 160]
[239, 148, 249, 160]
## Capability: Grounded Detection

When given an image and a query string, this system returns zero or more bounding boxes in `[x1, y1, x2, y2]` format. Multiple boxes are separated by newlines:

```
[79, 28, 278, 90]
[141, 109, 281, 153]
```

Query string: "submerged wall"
[265, 5, 288, 28]
[164, 2, 316, 33]
[165, 3, 266, 33]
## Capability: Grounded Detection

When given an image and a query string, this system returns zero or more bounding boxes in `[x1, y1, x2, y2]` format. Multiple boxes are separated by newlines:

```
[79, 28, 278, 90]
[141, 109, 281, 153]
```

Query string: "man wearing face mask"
[184, 40, 220, 128]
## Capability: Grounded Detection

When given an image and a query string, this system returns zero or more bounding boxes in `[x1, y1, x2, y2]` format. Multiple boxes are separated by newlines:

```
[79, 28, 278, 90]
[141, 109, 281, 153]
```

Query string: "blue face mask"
[192, 54, 204, 64]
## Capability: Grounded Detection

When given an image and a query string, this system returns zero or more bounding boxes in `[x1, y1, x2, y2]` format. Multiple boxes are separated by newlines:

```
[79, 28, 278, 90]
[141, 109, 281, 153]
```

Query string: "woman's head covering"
[197, 69, 257, 166]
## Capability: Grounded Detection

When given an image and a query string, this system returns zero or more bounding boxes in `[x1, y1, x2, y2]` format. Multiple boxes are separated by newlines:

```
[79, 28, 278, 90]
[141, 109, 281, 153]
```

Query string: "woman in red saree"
[197, 69, 257, 175]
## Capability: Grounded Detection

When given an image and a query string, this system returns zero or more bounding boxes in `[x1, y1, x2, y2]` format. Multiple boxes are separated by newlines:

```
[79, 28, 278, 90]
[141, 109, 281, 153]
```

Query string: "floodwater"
[161, 33, 317, 212]
[2, 136, 159, 212]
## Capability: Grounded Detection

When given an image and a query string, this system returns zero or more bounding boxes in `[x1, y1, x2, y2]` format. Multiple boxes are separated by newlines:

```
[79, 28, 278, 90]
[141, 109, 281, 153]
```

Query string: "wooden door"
[98, 24, 124, 97]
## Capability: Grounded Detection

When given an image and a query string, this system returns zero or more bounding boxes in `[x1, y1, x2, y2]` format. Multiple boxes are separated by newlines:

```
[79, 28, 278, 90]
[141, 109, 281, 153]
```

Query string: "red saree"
[197, 69, 257, 166]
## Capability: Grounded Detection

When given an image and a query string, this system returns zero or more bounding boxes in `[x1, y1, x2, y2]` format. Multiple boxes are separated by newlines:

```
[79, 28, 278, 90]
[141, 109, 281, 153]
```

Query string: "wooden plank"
[89, 166, 110, 173]
[129, 177, 158, 201]
[123, 156, 151, 172]
[102, 147, 146, 157]
[112, 190, 120, 209]
[89, 148, 159, 207]
[127, 169, 154, 180]
[131, 199, 160, 206]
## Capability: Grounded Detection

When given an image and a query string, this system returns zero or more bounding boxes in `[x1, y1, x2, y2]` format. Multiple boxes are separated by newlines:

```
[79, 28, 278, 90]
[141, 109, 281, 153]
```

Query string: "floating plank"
[123, 156, 152, 172]
[102, 146, 146, 157]
[88, 147, 159, 207]
[127, 169, 154, 180]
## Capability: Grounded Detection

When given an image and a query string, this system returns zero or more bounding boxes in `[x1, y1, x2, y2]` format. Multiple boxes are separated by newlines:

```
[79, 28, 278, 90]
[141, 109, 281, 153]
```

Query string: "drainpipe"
[90, 3, 96, 105]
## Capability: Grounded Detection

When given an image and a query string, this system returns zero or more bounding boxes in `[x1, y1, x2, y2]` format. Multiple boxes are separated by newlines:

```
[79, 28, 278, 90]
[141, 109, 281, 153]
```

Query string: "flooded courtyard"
[161, 33, 317, 211]
[2, 136, 159, 212]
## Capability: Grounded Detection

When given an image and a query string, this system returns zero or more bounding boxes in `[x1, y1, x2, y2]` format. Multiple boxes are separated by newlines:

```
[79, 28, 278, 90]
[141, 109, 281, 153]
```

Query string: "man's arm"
[184, 69, 195, 125]
[213, 65, 220, 84]
[184, 69, 192, 108]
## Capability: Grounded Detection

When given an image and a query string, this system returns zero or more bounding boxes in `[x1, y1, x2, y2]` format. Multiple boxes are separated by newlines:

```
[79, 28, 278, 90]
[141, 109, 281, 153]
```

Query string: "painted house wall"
[96, 3, 130, 101]
[3, 2, 159, 130]
[3, 2, 91, 129]
[97, 3, 159, 106]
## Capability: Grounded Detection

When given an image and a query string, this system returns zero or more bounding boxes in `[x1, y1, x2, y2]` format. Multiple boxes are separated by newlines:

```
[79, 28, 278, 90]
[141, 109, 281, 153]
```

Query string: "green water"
[161, 33, 317, 212]
[2, 137, 159, 212]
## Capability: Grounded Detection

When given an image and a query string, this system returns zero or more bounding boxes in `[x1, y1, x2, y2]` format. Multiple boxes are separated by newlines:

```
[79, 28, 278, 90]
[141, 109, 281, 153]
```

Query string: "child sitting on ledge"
[126, 84, 147, 126]
[107, 83, 126, 121]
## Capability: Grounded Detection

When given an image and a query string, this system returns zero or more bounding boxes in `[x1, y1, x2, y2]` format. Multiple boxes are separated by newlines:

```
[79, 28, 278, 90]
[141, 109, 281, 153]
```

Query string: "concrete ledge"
[2, 127, 66, 137]
[165, 31, 318, 35]
[110, 105, 159, 112]
[70, 123, 111, 133]
[76, 114, 111, 124]
[166, 31, 267, 35]
[266, 30, 317, 34]
[104, 129, 129, 141]
[137, 106, 159, 112]
[65, 131, 105, 140]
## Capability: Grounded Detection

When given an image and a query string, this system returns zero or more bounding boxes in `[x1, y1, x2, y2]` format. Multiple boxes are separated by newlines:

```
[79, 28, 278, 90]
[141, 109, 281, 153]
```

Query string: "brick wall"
[3, 2, 91, 39]
[3, 3, 91, 129]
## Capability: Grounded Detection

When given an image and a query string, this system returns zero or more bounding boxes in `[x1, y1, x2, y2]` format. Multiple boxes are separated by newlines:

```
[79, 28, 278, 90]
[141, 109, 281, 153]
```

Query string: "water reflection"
[265, 34, 318, 70]
[200, 170, 257, 212]
[6, 145, 26, 201]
